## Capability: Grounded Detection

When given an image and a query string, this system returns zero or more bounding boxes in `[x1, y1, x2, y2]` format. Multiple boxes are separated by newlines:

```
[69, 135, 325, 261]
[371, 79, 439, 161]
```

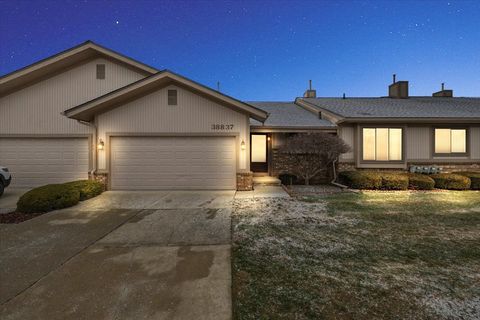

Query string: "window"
[96, 64, 105, 79]
[362, 128, 403, 161]
[168, 90, 177, 105]
[434, 128, 467, 154]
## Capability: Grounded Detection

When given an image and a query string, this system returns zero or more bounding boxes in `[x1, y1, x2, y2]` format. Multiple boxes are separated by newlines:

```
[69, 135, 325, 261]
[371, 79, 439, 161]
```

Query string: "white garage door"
[111, 136, 236, 190]
[0, 138, 89, 188]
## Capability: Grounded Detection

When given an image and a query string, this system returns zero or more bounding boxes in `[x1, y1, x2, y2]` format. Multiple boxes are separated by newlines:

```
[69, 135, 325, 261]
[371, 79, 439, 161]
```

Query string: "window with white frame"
[362, 128, 403, 161]
[434, 128, 467, 154]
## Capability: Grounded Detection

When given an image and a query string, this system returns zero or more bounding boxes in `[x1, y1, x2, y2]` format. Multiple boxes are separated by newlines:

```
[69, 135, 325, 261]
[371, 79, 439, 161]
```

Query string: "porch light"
[267, 136, 271, 141]
[97, 139, 105, 150]
[241, 140, 246, 150]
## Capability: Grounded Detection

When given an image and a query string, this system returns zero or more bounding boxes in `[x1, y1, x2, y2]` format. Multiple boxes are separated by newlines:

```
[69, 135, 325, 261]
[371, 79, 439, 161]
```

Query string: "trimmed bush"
[405, 173, 435, 190]
[17, 184, 80, 214]
[338, 171, 382, 189]
[430, 173, 471, 190]
[64, 180, 103, 201]
[453, 172, 480, 190]
[381, 173, 409, 190]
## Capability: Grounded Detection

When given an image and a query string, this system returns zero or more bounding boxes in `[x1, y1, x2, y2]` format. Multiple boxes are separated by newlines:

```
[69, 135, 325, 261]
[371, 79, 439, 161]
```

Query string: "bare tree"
[279, 133, 350, 185]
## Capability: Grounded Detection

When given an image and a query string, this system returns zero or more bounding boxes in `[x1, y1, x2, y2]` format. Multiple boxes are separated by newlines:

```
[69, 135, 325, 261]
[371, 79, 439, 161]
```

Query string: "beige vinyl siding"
[406, 127, 430, 160]
[96, 85, 250, 171]
[469, 126, 480, 159]
[339, 126, 354, 161]
[0, 58, 145, 135]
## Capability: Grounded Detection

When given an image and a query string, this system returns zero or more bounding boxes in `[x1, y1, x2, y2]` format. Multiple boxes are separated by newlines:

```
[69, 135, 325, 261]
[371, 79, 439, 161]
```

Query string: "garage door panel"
[0, 138, 89, 188]
[111, 136, 236, 190]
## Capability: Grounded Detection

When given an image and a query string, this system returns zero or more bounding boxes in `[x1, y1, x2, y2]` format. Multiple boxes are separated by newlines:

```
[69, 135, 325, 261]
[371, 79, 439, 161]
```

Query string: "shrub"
[17, 184, 80, 214]
[453, 172, 480, 190]
[64, 180, 103, 201]
[338, 171, 382, 189]
[405, 173, 435, 190]
[381, 173, 409, 190]
[430, 173, 471, 190]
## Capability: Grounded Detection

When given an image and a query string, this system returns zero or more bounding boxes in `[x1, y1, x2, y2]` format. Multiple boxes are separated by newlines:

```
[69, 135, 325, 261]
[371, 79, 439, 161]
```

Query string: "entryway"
[250, 133, 270, 174]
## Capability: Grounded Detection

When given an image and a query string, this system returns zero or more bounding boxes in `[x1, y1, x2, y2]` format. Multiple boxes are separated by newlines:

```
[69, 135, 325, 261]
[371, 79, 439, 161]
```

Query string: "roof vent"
[432, 83, 453, 97]
[388, 74, 408, 99]
[303, 80, 317, 98]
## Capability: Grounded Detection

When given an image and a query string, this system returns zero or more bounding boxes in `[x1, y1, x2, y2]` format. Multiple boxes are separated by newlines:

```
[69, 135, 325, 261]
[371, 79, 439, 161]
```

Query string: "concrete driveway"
[0, 191, 234, 320]
[0, 189, 29, 213]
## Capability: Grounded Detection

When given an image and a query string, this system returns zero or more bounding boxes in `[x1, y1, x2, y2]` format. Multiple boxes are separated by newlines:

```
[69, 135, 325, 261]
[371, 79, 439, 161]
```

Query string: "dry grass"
[232, 191, 480, 320]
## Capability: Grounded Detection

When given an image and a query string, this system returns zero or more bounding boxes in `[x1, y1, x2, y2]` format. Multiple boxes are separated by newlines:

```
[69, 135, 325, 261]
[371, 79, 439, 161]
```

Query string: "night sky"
[1, 0, 479, 100]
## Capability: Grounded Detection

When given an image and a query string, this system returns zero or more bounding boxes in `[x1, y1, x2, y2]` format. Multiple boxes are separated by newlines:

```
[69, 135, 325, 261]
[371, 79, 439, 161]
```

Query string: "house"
[1, 41, 479, 191]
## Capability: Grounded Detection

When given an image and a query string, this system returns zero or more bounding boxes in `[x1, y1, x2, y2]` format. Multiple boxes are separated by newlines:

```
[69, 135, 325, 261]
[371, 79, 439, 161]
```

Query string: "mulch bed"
[0, 211, 42, 224]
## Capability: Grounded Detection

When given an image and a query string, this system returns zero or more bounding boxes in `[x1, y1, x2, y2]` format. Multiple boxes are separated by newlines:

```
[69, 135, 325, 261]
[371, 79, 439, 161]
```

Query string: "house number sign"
[211, 124, 234, 130]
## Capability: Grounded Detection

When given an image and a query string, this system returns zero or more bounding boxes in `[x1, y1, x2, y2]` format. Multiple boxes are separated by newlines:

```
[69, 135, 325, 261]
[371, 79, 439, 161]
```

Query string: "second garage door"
[0, 137, 89, 188]
[110, 136, 236, 190]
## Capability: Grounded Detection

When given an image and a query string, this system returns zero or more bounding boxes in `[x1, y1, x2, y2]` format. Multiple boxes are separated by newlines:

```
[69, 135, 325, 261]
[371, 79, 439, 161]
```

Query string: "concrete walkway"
[0, 191, 234, 320]
[235, 185, 290, 199]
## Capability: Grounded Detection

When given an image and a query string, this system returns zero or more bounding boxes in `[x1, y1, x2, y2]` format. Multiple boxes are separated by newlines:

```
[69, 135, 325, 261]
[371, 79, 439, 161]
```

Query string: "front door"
[250, 133, 268, 172]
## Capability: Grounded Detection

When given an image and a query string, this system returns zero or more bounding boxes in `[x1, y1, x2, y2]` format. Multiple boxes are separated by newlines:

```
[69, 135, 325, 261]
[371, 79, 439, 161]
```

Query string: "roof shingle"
[301, 97, 480, 118]
[248, 101, 336, 127]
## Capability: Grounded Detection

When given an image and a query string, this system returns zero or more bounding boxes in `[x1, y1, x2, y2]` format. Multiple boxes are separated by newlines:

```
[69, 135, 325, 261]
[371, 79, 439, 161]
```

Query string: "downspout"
[77, 119, 97, 177]
[330, 159, 348, 189]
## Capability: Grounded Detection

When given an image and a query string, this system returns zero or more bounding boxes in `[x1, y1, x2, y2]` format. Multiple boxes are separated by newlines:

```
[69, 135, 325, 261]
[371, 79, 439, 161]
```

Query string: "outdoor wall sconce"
[267, 136, 271, 141]
[97, 139, 105, 150]
[241, 140, 246, 150]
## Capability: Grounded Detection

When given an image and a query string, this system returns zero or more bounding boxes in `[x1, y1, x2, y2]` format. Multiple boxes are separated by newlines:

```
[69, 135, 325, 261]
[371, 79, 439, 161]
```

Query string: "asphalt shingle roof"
[248, 101, 336, 127]
[302, 97, 480, 118]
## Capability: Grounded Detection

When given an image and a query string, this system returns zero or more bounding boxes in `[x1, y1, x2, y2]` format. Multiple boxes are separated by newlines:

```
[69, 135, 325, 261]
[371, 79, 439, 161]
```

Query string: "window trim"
[167, 89, 178, 106]
[360, 126, 405, 163]
[432, 127, 469, 157]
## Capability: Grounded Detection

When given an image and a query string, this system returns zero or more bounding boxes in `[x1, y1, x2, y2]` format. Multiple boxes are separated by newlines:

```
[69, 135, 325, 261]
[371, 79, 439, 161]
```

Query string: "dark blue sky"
[1, 0, 479, 100]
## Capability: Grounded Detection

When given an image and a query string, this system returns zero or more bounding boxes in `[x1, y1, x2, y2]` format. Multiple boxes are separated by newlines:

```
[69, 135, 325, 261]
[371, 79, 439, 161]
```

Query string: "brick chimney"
[303, 80, 316, 98]
[432, 83, 453, 97]
[388, 74, 409, 99]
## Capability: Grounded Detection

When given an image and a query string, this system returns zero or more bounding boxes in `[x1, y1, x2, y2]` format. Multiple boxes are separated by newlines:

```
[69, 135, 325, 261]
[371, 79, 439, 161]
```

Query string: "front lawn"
[232, 191, 480, 319]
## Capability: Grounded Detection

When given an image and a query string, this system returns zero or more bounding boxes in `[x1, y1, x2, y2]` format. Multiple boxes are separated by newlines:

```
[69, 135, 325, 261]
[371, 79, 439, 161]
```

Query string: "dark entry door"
[250, 134, 268, 172]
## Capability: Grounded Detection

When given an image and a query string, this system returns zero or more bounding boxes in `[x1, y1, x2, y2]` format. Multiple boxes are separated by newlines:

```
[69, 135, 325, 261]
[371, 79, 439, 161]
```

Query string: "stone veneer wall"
[236, 172, 253, 191]
[88, 172, 108, 190]
[271, 149, 330, 184]
[90, 171, 253, 191]
[338, 162, 480, 172]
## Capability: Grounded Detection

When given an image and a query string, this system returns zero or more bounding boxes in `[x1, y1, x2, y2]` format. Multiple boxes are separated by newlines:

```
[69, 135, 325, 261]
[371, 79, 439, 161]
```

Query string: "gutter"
[330, 159, 348, 189]
[76, 119, 97, 176]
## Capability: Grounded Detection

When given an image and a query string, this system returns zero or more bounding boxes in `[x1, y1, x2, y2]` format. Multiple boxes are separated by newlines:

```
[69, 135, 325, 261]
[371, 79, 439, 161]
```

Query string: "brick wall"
[338, 162, 480, 172]
[408, 162, 480, 172]
[271, 149, 330, 184]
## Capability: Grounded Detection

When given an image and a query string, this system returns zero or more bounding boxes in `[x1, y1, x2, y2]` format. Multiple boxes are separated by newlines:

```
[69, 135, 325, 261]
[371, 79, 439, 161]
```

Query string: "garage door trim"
[106, 132, 240, 190]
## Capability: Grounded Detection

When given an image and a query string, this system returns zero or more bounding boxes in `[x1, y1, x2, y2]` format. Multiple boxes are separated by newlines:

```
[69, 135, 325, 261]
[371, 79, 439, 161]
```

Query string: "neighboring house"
[1, 41, 479, 190]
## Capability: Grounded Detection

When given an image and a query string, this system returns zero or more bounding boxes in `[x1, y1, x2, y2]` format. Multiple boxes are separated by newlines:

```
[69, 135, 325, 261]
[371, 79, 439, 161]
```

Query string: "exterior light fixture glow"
[267, 136, 271, 141]
[241, 140, 246, 150]
[97, 139, 105, 150]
